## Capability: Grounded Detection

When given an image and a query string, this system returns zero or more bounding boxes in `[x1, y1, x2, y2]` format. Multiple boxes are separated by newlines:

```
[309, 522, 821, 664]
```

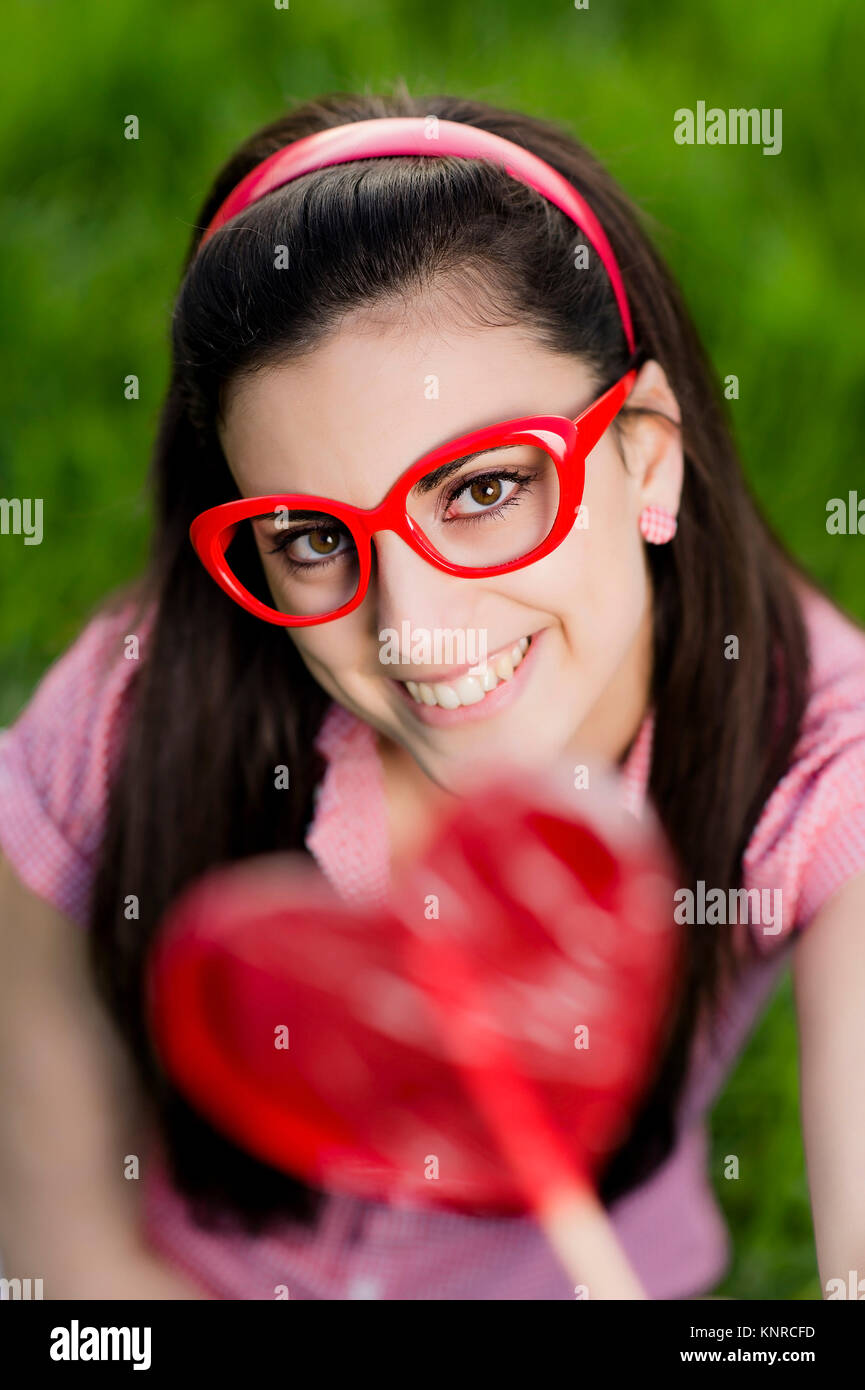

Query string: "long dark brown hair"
[88, 84, 811, 1234]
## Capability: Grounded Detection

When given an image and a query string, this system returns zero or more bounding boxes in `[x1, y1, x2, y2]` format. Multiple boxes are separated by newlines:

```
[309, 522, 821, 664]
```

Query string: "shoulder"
[0, 590, 155, 925]
[742, 581, 865, 952]
[797, 581, 865, 748]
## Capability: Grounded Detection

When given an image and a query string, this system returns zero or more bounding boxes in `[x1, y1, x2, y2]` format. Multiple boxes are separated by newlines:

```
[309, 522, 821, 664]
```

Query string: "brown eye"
[308, 528, 340, 554]
[470, 478, 503, 507]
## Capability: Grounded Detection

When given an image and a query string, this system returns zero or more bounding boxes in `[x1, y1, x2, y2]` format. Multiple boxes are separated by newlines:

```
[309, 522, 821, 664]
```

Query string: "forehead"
[217, 310, 593, 505]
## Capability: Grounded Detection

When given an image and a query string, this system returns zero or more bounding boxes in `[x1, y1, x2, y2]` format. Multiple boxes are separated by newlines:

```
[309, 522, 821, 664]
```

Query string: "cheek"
[502, 450, 648, 655]
[287, 624, 364, 681]
[570, 447, 647, 639]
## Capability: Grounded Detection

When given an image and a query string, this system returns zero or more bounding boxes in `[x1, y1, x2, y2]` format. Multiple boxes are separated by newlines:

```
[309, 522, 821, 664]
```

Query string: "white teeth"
[493, 651, 514, 681]
[432, 682, 460, 710]
[453, 675, 485, 705]
[401, 636, 532, 709]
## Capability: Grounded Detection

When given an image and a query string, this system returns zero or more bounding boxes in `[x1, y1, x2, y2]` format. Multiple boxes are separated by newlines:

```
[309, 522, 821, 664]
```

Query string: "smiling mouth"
[396, 635, 532, 710]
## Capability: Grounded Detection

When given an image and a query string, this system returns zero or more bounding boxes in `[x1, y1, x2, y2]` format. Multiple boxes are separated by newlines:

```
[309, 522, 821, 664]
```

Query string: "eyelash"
[440, 467, 537, 523]
[265, 527, 348, 574]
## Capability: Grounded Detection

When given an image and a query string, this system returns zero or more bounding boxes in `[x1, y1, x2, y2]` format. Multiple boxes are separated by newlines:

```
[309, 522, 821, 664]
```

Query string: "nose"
[369, 530, 478, 638]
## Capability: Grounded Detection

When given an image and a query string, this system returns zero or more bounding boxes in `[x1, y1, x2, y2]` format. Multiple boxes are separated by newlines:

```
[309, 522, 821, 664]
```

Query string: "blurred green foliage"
[1, 0, 862, 1298]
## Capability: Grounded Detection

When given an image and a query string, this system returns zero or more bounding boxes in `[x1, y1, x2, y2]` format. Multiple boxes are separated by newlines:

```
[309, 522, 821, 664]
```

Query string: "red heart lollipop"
[147, 767, 681, 1295]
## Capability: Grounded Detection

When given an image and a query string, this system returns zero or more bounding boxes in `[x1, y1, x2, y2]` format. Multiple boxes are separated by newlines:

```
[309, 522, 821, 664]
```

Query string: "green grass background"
[2, 0, 863, 1299]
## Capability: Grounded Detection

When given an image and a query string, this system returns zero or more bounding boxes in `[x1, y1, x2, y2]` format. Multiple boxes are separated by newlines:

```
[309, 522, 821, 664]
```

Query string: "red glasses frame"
[190, 367, 638, 626]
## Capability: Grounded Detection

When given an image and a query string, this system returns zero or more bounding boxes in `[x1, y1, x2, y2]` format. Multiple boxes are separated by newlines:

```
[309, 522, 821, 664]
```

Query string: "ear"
[619, 360, 683, 518]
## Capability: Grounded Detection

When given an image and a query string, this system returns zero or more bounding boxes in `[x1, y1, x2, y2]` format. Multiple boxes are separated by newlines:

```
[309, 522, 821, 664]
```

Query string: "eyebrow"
[410, 420, 570, 496]
[411, 450, 495, 495]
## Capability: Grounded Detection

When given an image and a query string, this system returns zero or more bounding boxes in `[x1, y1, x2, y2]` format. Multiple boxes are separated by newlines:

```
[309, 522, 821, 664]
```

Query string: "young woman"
[1, 88, 864, 1301]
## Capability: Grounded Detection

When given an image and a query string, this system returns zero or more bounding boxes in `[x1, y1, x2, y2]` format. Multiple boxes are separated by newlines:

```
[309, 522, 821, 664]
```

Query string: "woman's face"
[218, 299, 682, 793]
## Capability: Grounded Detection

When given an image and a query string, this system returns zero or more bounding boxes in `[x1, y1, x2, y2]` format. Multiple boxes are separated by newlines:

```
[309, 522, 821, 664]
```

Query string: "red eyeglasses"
[190, 367, 637, 626]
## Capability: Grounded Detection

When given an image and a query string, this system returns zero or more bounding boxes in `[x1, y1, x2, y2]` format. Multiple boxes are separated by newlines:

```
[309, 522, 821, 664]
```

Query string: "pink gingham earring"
[639, 505, 678, 545]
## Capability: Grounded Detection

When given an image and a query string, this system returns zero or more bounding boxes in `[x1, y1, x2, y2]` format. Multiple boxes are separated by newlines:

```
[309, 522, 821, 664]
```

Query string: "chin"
[416, 728, 570, 796]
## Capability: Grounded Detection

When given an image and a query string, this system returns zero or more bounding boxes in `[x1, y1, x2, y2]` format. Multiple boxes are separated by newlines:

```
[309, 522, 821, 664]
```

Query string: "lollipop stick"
[411, 934, 648, 1300]
[535, 1186, 647, 1300]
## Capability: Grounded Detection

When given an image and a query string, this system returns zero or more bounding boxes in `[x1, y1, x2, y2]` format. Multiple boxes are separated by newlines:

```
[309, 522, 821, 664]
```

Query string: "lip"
[391, 629, 544, 727]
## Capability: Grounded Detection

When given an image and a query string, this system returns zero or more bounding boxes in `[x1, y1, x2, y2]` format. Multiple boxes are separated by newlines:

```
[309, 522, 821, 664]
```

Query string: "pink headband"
[199, 116, 635, 355]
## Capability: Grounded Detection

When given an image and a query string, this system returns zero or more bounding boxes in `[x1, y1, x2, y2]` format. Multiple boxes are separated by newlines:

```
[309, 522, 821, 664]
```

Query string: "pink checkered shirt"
[2, 584, 865, 1299]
